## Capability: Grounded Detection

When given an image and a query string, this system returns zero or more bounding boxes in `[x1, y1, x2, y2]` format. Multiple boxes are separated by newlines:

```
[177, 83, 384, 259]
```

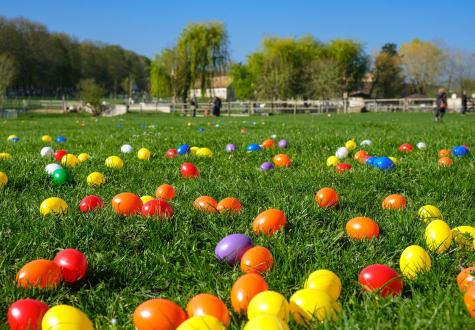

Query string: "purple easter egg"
[278, 139, 288, 149]
[260, 162, 274, 171]
[215, 233, 253, 265]
[226, 143, 236, 153]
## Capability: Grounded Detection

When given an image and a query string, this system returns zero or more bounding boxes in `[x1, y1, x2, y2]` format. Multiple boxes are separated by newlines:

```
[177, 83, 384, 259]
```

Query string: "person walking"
[435, 88, 448, 122]
[212, 96, 222, 117]
[190, 96, 198, 117]
[461, 91, 468, 115]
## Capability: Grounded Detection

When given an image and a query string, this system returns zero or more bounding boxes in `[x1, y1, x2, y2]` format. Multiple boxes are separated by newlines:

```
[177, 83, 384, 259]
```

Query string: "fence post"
[227, 101, 231, 116]
[293, 100, 297, 115]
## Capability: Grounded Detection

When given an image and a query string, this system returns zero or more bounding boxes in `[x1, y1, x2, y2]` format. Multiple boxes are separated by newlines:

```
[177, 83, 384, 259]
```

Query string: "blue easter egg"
[55, 136, 67, 143]
[375, 156, 394, 170]
[452, 145, 469, 157]
[246, 144, 262, 152]
[177, 144, 190, 155]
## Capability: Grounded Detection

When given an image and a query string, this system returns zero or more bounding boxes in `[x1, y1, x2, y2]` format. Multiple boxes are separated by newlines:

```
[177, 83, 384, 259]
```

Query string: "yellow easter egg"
[190, 146, 200, 155]
[243, 314, 289, 330]
[247, 291, 289, 322]
[87, 172, 105, 187]
[77, 153, 90, 163]
[42, 305, 93, 330]
[7, 134, 17, 140]
[40, 197, 68, 216]
[326, 156, 340, 167]
[140, 195, 155, 204]
[137, 148, 151, 160]
[196, 147, 213, 157]
[399, 245, 431, 279]
[452, 226, 475, 250]
[418, 205, 443, 223]
[304, 269, 341, 300]
[42, 135, 53, 142]
[0, 171, 8, 187]
[105, 156, 124, 169]
[345, 139, 357, 151]
[0, 152, 12, 161]
[177, 315, 224, 330]
[425, 220, 452, 253]
[61, 154, 80, 168]
[289, 289, 340, 324]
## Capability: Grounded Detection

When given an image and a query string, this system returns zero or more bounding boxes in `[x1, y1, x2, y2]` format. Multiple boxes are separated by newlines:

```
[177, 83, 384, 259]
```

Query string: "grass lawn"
[0, 112, 474, 329]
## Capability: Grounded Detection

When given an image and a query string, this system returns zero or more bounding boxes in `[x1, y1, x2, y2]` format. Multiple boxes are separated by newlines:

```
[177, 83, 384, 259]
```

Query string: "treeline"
[0, 16, 149, 97]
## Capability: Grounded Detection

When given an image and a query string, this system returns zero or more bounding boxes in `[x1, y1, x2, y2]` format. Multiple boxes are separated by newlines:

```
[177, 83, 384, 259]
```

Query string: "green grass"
[0, 112, 474, 329]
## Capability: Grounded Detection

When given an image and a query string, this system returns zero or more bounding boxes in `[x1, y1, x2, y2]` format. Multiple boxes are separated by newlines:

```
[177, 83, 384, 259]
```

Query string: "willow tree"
[0, 54, 16, 104]
[150, 22, 229, 102]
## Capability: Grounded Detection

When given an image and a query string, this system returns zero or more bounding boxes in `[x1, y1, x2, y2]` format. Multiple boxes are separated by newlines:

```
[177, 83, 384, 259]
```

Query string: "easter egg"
[240, 246, 274, 274]
[45, 163, 62, 175]
[166, 148, 178, 158]
[181, 162, 199, 178]
[326, 156, 340, 167]
[155, 184, 176, 200]
[80, 195, 104, 213]
[42, 135, 53, 142]
[418, 205, 443, 223]
[133, 298, 187, 330]
[315, 187, 339, 208]
[7, 298, 49, 330]
[231, 273, 269, 314]
[42, 305, 93, 330]
[241, 128, 247, 134]
[289, 289, 340, 324]
[186, 293, 230, 326]
[262, 139, 276, 149]
[77, 153, 89, 163]
[416, 142, 427, 150]
[335, 147, 349, 159]
[399, 143, 413, 152]
[464, 285, 475, 318]
[457, 267, 475, 292]
[452, 145, 469, 157]
[140, 195, 155, 204]
[225, 144, 236, 152]
[54, 149, 68, 162]
[193, 196, 218, 213]
[177, 315, 224, 330]
[16, 259, 62, 289]
[452, 226, 475, 250]
[388, 156, 399, 165]
[137, 148, 151, 160]
[438, 157, 453, 167]
[353, 150, 369, 164]
[111, 192, 143, 216]
[243, 314, 289, 330]
[177, 144, 190, 155]
[120, 144, 133, 153]
[336, 163, 351, 173]
[260, 162, 274, 171]
[346, 217, 379, 240]
[345, 139, 357, 151]
[61, 154, 79, 168]
[278, 139, 288, 149]
[53, 249, 88, 283]
[190, 147, 199, 155]
[217, 197, 242, 213]
[40, 197, 68, 215]
[105, 156, 124, 169]
[399, 245, 431, 279]
[87, 172, 105, 187]
[304, 269, 341, 301]
[359, 264, 403, 297]
[425, 220, 452, 253]
[8, 136, 20, 142]
[382, 194, 407, 210]
[52, 168, 72, 185]
[40, 146, 54, 158]
[360, 139, 372, 146]
[215, 233, 253, 265]
[246, 144, 262, 152]
[252, 209, 286, 236]
[375, 156, 394, 170]
[55, 136, 67, 143]
[438, 149, 451, 158]
[0, 152, 12, 160]
[272, 154, 291, 167]
[196, 147, 213, 157]
[142, 199, 173, 219]
[0, 171, 8, 187]
[247, 291, 289, 322]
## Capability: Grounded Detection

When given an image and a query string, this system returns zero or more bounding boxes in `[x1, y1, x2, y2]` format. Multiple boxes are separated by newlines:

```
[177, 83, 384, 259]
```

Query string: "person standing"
[461, 91, 468, 115]
[190, 96, 198, 117]
[212, 96, 222, 117]
[435, 88, 448, 122]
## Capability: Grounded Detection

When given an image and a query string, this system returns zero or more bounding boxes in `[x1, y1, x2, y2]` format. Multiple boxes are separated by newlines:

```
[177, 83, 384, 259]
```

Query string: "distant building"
[189, 76, 234, 100]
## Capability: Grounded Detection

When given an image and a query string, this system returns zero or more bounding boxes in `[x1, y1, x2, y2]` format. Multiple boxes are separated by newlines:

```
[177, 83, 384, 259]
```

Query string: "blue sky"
[2, 0, 474, 61]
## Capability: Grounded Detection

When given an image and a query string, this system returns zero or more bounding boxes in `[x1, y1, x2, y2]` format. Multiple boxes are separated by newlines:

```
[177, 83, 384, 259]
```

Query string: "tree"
[442, 48, 475, 93]
[120, 75, 135, 103]
[78, 79, 105, 115]
[372, 43, 405, 98]
[0, 53, 16, 104]
[311, 58, 344, 99]
[400, 39, 445, 95]
[230, 63, 255, 100]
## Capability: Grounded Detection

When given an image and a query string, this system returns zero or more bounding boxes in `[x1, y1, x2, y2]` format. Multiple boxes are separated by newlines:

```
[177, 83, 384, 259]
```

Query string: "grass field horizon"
[1, 112, 474, 329]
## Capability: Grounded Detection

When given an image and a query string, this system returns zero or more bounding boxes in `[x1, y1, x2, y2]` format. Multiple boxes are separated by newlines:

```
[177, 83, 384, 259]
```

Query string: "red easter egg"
[8, 298, 49, 330]
[53, 248, 88, 283]
[252, 209, 286, 236]
[346, 217, 380, 239]
[359, 264, 403, 297]
[217, 197, 242, 213]
[336, 163, 352, 173]
[142, 198, 174, 219]
[54, 149, 68, 162]
[399, 144, 413, 152]
[133, 298, 187, 330]
[315, 187, 339, 208]
[272, 154, 292, 167]
[155, 184, 176, 200]
[80, 195, 104, 213]
[166, 148, 177, 159]
[231, 273, 268, 314]
[186, 293, 230, 327]
[112, 192, 143, 216]
[181, 162, 199, 178]
[240, 246, 274, 274]
[193, 196, 218, 213]
[382, 194, 407, 209]
[16, 259, 62, 289]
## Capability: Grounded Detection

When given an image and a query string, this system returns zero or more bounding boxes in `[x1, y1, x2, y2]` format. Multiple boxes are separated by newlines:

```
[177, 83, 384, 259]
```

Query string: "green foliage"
[372, 43, 405, 98]
[0, 53, 16, 103]
[78, 79, 105, 115]
[229, 63, 255, 100]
